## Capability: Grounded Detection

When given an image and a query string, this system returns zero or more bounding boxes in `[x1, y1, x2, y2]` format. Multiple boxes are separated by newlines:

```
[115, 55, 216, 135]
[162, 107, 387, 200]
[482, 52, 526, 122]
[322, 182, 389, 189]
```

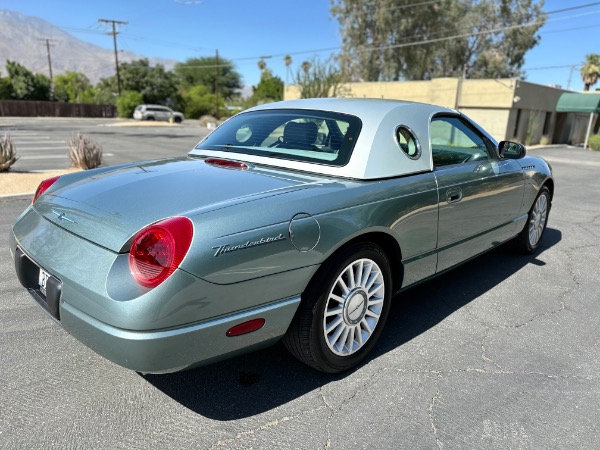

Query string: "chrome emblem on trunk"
[51, 209, 76, 223]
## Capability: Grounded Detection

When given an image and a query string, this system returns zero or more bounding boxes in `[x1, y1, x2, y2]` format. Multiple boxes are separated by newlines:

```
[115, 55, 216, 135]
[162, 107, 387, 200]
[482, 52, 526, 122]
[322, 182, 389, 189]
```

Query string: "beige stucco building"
[284, 78, 593, 145]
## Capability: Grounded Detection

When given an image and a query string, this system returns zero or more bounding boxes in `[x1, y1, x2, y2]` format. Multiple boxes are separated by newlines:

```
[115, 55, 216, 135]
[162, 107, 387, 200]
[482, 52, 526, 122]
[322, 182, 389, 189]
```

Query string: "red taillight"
[32, 176, 60, 204]
[205, 158, 249, 170]
[129, 216, 194, 288]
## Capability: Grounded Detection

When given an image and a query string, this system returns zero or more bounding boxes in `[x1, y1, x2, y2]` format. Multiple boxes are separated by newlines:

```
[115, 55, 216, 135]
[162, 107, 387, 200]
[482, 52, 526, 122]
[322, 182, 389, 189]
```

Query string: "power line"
[98, 18, 128, 96]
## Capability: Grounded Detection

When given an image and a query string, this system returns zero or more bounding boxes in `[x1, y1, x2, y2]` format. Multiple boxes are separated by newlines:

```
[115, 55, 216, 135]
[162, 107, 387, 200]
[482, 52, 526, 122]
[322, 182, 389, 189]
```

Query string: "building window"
[513, 109, 522, 138]
[543, 112, 552, 135]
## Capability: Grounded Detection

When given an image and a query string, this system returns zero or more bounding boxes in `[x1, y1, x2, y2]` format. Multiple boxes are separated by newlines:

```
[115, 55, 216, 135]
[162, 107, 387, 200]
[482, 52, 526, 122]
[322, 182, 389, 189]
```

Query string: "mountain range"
[0, 9, 177, 85]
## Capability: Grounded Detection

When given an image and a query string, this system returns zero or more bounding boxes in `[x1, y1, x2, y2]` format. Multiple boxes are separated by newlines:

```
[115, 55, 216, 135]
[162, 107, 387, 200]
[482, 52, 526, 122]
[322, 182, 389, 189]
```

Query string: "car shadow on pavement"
[143, 228, 561, 421]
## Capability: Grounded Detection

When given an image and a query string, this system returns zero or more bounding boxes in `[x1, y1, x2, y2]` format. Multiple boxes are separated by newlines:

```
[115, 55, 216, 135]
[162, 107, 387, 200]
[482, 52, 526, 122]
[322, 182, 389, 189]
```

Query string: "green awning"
[556, 93, 600, 113]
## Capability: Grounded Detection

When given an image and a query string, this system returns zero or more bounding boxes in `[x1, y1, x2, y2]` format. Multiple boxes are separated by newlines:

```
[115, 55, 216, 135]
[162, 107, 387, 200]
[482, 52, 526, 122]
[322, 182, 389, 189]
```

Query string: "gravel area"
[0, 169, 80, 197]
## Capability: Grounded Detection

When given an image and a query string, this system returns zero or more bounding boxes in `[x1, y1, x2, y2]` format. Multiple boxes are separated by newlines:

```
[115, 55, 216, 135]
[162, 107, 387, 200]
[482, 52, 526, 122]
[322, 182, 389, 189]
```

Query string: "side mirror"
[498, 141, 526, 159]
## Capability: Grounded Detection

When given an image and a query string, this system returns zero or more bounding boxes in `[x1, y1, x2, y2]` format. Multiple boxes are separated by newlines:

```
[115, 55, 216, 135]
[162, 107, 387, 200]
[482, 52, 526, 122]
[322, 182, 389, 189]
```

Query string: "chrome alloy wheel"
[323, 258, 385, 356]
[528, 193, 548, 247]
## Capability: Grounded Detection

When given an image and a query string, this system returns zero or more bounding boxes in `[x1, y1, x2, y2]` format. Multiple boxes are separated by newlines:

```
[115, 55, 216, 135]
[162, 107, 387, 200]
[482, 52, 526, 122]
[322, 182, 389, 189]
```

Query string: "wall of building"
[284, 78, 574, 144]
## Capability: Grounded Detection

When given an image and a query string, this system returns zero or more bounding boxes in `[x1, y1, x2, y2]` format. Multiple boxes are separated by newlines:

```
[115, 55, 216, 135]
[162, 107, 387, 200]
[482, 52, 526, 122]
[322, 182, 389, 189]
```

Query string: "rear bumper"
[60, 296, 300, 374]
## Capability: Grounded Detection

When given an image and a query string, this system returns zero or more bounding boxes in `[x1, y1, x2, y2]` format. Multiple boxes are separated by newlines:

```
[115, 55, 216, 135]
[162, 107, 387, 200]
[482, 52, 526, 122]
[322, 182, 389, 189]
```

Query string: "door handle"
[446, 187, 463, 203]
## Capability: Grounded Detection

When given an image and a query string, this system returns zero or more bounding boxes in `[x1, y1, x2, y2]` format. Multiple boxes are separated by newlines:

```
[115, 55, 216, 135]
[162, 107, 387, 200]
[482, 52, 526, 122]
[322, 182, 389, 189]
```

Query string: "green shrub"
[588, 134, 600, 151]
[116, 90, 143, 118]
[0, 132, 18, 172]
[68, 133, 103, 169]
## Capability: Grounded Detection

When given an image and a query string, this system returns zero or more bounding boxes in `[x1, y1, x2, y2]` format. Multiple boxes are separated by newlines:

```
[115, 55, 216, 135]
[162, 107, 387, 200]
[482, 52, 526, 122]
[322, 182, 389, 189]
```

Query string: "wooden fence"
[0, 100, 116, 118]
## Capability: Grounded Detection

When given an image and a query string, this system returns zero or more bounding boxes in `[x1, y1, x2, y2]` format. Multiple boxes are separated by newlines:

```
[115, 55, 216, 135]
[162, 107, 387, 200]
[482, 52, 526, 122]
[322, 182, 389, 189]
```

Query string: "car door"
[432, 115, 524, 272]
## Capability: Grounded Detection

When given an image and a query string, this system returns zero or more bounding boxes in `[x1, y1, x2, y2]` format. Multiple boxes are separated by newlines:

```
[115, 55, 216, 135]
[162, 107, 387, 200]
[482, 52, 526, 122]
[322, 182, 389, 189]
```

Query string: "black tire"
[283, 243, 392, 373]
[515, 186, 551, 254]
[174, 117, 182, 124]
[146, 116, 155, 121]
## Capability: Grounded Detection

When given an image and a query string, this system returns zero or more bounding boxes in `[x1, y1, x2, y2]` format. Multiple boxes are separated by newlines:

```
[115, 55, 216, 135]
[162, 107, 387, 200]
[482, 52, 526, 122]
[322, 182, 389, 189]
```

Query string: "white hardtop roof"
[191, 98, 458, 180]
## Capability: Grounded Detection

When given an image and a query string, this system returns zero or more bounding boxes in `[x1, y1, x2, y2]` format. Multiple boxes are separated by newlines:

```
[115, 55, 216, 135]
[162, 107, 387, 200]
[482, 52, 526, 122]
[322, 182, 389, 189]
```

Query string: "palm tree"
[284, 55, 292, 83]
[580, 54, 600, 91]
[257, 59, 267, 72]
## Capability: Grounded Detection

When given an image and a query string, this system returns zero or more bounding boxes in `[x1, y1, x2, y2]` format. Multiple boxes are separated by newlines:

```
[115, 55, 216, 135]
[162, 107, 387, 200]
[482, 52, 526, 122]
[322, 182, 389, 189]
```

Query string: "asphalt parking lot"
[1, 119, 599, 449]
[0, 117, 208, 172]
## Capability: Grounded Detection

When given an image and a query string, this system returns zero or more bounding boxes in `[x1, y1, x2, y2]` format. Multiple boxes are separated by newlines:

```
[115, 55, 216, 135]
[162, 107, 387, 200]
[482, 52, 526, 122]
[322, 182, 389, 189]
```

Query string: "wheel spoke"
[325, 316, 343, 334]
[336, 276, 350, 295]
[368, 282, 384, 297]
[365, 309, 380, 320]
[346, 264, 356, 289]
[336, 327, 350, 352]
[361, 318, 372, 334]
[346, 327, 356, 352]
[329, 293, 346, 304]
[325, 305, 343, 317]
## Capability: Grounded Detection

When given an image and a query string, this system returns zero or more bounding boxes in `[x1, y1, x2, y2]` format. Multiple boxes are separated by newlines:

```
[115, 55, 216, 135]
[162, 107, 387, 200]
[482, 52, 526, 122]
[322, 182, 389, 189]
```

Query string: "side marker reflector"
[226, 318, 266, 337]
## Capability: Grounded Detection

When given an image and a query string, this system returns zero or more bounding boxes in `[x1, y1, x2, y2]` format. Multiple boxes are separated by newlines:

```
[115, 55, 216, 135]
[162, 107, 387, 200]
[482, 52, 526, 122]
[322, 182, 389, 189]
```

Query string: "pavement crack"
[428, 372, 444, 450]
[481, 329, 504, 371]
[208, 405, 328, 449]
[513, 301, 566, 329]
[319, 385, 334, 449]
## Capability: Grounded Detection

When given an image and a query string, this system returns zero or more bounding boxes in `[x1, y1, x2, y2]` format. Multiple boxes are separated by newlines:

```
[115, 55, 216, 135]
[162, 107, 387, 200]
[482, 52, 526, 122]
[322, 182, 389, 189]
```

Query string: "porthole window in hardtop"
[396, 126, 421, 159]
[196, 109, 362, 166]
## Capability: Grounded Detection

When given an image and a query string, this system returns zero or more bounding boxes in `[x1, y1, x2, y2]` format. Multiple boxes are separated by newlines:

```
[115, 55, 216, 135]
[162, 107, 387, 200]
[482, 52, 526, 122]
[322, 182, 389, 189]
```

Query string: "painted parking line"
[18, 147, 68, 151]
[20, 153, 114, 160]
[542, 156, 600, 168]
[13, 141, 67, 144]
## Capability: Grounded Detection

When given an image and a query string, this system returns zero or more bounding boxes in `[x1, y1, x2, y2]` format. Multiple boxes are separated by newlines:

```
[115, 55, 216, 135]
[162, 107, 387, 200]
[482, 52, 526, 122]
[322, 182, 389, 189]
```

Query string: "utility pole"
[215, 49, 219, 117]
[454, 65, 467, 111]
[98, 18, 128, 96]
[39, 38, 56, 99]
[566, 65, 577, 90]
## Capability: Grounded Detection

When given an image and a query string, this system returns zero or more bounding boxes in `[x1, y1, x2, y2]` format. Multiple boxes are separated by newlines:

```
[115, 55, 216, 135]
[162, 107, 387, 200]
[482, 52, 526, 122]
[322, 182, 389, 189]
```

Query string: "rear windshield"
[195, 109, 362, 166]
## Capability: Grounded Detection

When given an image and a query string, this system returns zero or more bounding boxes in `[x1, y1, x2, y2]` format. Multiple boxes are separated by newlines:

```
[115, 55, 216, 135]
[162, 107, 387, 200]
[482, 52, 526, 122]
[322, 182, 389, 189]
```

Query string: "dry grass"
[0, 132, 18, 172]
[68, 133, 103, 169]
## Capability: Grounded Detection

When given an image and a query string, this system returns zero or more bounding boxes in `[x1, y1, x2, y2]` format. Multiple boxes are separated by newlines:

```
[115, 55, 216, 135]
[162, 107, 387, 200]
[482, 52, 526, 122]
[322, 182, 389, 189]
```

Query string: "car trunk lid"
[33, 157, 325, 252]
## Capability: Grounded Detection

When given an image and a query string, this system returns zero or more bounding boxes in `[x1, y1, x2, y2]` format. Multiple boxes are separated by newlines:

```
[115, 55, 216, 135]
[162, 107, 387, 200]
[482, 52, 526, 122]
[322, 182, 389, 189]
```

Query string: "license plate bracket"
[14, 248, 62, 320]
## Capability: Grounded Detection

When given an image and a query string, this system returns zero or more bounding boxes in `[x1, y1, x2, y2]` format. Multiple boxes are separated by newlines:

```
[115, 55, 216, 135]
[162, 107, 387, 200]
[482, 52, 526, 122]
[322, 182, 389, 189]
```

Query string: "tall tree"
[5, 61, 50, 100]
[248, 69, 284, 106]
[174, 56, 242, 99]
[295, 57, 348, 98]
[330, 0, 545, 81]
[580, 54, 600, 91]
[97, 59, 178, 105]
[54, 72, 96, 103]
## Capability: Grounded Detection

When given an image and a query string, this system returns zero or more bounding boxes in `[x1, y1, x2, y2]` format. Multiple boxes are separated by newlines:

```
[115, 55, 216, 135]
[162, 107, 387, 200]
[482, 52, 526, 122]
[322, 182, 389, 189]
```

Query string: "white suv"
[133, 105, 184, 123]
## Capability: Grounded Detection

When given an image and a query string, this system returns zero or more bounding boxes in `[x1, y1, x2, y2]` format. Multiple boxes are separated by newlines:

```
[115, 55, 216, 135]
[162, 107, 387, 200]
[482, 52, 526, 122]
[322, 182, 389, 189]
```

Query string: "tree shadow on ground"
[143, 228, 561, 420]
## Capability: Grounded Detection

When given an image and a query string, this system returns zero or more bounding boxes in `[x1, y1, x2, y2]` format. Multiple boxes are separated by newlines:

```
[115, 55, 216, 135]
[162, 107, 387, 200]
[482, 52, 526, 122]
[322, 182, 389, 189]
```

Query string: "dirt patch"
[0, 169, 81, 197]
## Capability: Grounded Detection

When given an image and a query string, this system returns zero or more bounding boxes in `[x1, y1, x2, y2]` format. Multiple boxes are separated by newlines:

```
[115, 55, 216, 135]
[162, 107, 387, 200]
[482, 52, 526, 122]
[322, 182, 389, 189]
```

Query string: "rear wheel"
[515, 186, 550, 254]
[174, 116, 182, 124]
[283, 243, 392, 373]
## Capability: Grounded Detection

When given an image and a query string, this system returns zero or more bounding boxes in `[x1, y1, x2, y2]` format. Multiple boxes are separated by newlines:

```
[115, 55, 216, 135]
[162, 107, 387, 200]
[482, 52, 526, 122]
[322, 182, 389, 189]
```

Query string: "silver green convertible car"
[10, 98, 553, 374]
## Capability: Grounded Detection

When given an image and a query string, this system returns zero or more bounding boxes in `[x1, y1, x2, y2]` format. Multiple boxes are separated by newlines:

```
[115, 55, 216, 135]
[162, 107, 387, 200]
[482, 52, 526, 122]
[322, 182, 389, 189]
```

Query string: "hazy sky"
[1, 0, 599, 90]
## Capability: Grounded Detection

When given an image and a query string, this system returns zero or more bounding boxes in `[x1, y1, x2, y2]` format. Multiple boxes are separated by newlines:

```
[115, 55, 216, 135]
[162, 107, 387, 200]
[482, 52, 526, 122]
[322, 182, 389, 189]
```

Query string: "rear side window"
[196, 109, 362, 166]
